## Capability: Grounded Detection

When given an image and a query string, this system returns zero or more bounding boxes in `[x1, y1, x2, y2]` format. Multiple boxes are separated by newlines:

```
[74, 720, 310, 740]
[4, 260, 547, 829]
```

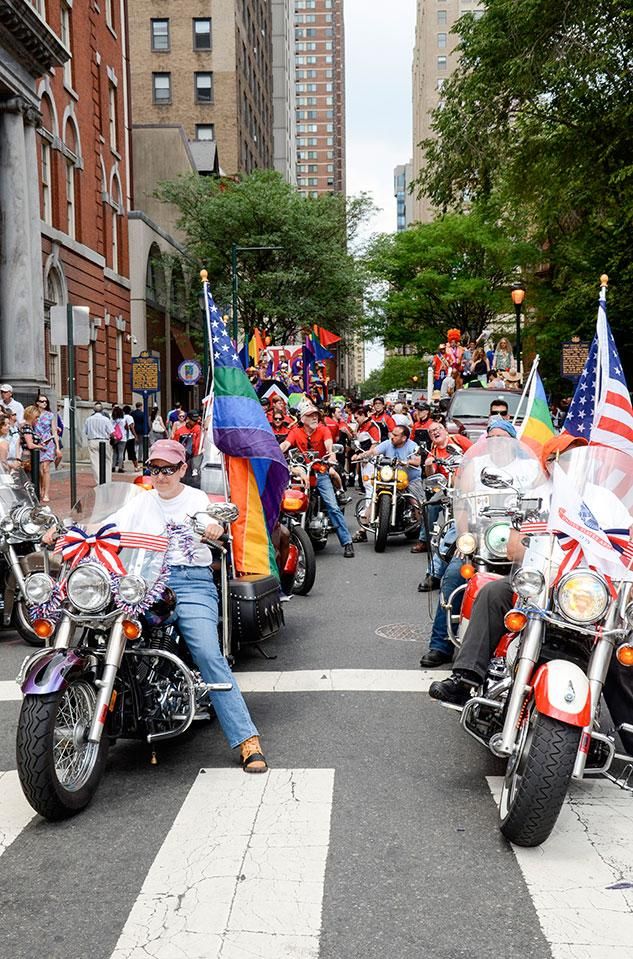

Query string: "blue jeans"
[316, 472, 352, 546]
[167, 566, 258, 748]
[419, 502, 441, 542]
[428, 554, 466, 656]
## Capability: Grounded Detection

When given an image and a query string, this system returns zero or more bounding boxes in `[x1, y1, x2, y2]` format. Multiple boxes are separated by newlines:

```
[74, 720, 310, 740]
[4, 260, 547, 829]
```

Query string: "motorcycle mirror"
[205, 501, 240, 524]
[331, 443, 344, 454]
[480, 466, 513, 489]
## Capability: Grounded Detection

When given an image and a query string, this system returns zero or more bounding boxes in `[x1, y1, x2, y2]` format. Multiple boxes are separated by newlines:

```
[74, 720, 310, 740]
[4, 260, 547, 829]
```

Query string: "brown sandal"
[239, 736, 268, 774]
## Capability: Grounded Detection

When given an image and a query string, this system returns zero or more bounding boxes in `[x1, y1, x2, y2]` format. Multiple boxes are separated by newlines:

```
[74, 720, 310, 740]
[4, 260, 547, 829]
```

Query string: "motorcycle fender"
[459, 571, 503, 632]
[21, 649, 88, 697]
[532, 660, 591, 727]
[283, 542, 299, 576]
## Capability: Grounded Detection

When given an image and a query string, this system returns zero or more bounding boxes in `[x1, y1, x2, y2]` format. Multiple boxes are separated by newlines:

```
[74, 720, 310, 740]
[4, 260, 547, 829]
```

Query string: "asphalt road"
[1, 509, 630, 958]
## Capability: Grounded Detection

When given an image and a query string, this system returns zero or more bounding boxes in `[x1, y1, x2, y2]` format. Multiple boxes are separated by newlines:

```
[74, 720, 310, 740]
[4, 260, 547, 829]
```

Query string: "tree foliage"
[364, 212, 537, 353]
[157, 170, 374, 343]
[414, 0, 633, 383]
[358, 355, 425, 401]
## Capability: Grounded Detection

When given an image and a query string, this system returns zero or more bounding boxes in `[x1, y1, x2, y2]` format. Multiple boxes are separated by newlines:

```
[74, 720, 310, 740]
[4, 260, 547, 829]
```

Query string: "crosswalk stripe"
[0, 670, 450, 703]
[487, 776, 633, 958]
[0, 770, 35, 859]
[110, 768, 334, 959]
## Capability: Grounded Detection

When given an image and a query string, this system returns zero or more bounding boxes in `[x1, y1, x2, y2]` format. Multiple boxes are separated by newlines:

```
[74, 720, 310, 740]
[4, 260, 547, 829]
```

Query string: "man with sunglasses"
[120, 439, 267, 772]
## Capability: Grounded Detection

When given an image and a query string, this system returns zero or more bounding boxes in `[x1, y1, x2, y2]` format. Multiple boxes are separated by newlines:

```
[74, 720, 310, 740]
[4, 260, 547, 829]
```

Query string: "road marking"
[488, 776, 633, 958]
[110, 768, 334, 959]
[0, 770, 35, 859]
[0, 670, 450, 702]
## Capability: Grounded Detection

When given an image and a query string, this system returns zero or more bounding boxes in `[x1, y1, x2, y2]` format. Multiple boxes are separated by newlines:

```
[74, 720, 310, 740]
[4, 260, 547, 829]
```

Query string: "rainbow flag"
[206, 290, 289, 576]
[517, 370, 556, 455]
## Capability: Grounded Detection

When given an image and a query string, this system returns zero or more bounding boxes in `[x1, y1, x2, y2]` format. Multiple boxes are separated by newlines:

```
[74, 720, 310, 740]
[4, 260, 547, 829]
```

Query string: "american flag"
[562, 294, 633, 456]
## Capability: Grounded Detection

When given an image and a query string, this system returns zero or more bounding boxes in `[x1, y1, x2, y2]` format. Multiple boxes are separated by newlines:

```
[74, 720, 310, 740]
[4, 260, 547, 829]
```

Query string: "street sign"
[50, 305, 90, 346]
[561, 339, 590, 382]
[177, 359, 202, 386]
[131, 351, 160, 395]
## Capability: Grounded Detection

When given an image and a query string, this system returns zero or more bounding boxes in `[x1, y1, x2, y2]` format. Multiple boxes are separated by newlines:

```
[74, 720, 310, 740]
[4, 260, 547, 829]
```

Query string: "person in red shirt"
[280, 405, 354, 557]
[424, 421, 472, 477]
[172, 410, 203, 457]
[411, 403, 433, 450]
[371, 397, 396, 440]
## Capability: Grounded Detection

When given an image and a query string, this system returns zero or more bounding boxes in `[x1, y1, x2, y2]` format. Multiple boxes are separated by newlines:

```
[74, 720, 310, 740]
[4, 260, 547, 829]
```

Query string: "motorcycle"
[286, 448, 346, 553]
[354, 448, 421, 553]
[15, 482, 247, 820]
[278, 472, 317, 596]
[420, 452, 462, 577]
[442, 441, 633, 846]
[0, 462, 58, 645]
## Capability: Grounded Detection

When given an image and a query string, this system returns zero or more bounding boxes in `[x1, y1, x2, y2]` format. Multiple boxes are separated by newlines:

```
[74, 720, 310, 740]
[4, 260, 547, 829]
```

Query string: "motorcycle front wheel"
[374, 495, 391, 553]
[498, 706, 580, 847]
[16, 677, 108, 821]
[291, 527, 316, 596]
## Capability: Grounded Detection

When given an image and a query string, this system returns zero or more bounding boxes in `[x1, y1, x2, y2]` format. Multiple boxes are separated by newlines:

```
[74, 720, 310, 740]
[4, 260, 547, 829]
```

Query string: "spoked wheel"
[498, 704, 580, 847]
[16, 677, 108, 820]
[290, 527, 316, 596]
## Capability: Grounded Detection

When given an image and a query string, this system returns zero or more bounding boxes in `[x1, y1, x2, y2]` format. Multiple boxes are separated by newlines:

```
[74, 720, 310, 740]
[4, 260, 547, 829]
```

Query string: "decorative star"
[222, 344, 229, 351]
[580, 383, 588, 391]
[577, 423, 585, 432]
[214, 351, 220, 359]
[211, 320, 219, 329]
[212, 336, 220, 344]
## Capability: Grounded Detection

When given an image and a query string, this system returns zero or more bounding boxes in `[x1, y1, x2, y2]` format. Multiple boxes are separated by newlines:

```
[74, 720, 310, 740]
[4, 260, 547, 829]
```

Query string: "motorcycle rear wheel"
[374, 495, 391, 553]
[16, 678, 108, 821]
[291, 527, 316, 596]
[498, 707, 580, 847]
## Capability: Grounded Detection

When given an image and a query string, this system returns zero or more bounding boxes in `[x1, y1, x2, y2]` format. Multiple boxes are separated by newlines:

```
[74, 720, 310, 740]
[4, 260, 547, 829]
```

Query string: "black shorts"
[125, 438, 137, 460]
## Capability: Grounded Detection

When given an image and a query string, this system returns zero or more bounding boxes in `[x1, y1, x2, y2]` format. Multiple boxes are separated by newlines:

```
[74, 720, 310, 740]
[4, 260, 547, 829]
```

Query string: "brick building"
[128, 0, 274, 176]
[35, 0, 133, 411]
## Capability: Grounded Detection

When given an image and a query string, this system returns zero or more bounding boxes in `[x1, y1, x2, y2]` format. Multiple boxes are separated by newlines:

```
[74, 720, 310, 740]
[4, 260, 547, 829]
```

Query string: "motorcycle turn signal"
[503, 609, 528, 633]
[122, 619, 142, 640]
[460, 563, 476, 579]
[32, 618, 55, 639]
[616, 643, 633, 667]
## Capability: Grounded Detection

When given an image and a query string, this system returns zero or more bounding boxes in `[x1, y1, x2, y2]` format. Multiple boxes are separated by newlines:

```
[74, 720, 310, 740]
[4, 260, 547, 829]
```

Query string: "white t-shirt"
[113, 486, 214, 566]
[123, 413, 135, 439]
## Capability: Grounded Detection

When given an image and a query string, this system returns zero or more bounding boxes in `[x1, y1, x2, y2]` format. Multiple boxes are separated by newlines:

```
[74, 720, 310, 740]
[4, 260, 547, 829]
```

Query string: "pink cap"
[147, 439, 187, 465]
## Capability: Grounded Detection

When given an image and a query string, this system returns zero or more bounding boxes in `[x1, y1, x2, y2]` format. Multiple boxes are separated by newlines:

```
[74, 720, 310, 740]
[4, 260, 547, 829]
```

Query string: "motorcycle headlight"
[13, 506, 50, 538]
[23, 572, 55, 605]
[379, 466, 394, 482]
[0, 516, 14, 533]
[625, 602, 633, 629]
[512, 568, 545, 599]
[484, 522, 511, 559]
[456, 532, 477, 555]
[556, 571, 609, 625]
[118, 574, 147, 605]
[66, 563, 111, 612]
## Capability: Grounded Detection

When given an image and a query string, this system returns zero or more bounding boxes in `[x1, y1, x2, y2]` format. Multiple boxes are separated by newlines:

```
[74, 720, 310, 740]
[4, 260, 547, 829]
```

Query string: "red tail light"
[282, 489, 309, 512]
[283, 543, 299, 576]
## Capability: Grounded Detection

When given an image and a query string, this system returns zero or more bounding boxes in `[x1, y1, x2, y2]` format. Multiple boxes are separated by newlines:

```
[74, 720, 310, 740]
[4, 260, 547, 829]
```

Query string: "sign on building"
[131, 351, 160, 395]
[561, 338, 590, 382]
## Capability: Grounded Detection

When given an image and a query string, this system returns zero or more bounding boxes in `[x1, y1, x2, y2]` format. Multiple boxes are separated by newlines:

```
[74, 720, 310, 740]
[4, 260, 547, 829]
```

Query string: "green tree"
[358, 355, 426, 400]
[415, 0, 633, 382]
[157, 170, 374, 344]
[364, 212, 537, 353]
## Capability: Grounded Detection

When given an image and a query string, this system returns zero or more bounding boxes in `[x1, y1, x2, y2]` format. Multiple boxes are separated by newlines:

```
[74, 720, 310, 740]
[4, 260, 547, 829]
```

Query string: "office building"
[294, 0, 345, 196]
[272, 0, 297, 183]
[394, 160, 414, 231]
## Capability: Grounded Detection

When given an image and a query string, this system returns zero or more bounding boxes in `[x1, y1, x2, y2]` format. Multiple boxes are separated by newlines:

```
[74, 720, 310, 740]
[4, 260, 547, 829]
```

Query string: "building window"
[437, 55, 447, 70]
[105, 0, 113, 29]
[436, 77, 446, 90]
[193, 18, 212, 50]
[194, 72, 213, 103]
[108, 82, 117, 150]
[65, 159, 76, 239]
[116, 330, 123, 399]
[152, 72, 171, 103]
[31, 0, 46, 15]
[437, 9, 447, 24]
[437, 32, 447, 48]
[87, 340, 95, 402]
[151, 19, 169, 51]
[61, 2, 73, 88]
[41, 140, 52, 225]
[196, 123, 215, 140]
[112, 208, 119, 273]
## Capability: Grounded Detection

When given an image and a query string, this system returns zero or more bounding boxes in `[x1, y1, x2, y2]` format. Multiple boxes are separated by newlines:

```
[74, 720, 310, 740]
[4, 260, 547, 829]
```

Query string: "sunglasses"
[37, 399, 47, 404]
[145, 463, 182, 476]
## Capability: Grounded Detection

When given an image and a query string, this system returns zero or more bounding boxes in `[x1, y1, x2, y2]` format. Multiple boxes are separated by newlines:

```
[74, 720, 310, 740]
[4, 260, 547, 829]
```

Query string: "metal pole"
[98, 440, 107, 484]
[66, 303, 77, 507]
[514, 303, 522, 374]
[30, 449, 40, 500]
[231, 243, 239, 345]
[142, 394, 149, 463]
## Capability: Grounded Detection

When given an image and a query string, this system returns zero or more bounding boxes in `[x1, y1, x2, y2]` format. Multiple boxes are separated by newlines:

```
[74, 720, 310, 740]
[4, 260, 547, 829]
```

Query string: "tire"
[499, 708, 580, 847]
[13, 599, 45, 647]
[16, 677, 108, 821]
[291, 527, 316, 596]
[374, 495, 391, 553]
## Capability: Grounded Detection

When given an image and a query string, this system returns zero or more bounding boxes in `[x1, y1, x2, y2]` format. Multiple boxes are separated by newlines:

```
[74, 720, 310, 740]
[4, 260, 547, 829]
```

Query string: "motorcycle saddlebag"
[229, 574, 284, 646]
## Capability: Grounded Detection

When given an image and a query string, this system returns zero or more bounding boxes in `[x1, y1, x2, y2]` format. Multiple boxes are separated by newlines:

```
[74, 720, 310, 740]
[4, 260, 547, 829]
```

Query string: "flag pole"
[512, 353, 540, 427]
[200, 269, 231, 504]
[595, 273, 609, 416]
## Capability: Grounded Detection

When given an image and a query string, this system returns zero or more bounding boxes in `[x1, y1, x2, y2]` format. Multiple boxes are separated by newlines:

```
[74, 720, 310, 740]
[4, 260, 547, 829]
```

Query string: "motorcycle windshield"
[548, 444, 633, 584]
[0, 462, 37, 513]
[64, 483, 168, 590]
[453, 438, 548, 560]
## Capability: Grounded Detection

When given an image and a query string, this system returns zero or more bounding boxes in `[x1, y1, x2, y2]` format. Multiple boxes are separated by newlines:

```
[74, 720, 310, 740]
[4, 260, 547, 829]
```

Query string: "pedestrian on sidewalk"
[84, 402, 114, 481]
[0, 384, 24, 424]
[149, 405, 167, 444]
[20, 405, 45, 476]
[33, 395, 61, 503]
[1, 406, 22, 466]
[122, 405, 140, 472]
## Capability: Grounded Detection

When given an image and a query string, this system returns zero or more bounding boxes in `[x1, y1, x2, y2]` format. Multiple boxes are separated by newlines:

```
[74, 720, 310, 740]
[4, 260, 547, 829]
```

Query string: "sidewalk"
[46, 463, 139, 517]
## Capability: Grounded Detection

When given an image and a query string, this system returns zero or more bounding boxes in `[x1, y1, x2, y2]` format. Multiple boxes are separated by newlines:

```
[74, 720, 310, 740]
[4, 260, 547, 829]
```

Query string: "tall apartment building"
[128, 1, 274, 176]
[294, 0, 345, 197]
[411, 0, 483, 222]
[394, 161, 414, 231]
[271, 0, 297, 183]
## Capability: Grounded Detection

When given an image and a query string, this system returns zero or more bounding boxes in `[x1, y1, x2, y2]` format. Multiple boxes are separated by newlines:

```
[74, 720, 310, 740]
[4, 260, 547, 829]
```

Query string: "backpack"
[178, 430, 194, 457]
[111, 421, 124, 443]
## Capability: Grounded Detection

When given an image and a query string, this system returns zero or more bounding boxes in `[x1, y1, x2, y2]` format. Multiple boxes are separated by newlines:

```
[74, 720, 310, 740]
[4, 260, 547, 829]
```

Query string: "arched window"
[45, 266, 65, 394]
[63, 117, 79, 240]
[145, 244, 166, 307]
[39, 94, 55, 225]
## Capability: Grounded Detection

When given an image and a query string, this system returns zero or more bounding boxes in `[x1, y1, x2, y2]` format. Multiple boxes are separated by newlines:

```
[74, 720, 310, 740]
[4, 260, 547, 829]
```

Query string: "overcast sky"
[344, 0, 417, 373]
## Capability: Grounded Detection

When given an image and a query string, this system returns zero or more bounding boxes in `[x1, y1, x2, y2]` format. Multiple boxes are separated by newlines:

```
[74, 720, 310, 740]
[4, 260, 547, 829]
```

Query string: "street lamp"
[510, 282, 525, 373]
[231, 243, 282, 344]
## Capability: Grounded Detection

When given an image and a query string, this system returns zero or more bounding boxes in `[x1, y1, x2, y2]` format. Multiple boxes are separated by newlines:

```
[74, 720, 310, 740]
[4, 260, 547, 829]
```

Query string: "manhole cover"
[375, 623, 426, 643]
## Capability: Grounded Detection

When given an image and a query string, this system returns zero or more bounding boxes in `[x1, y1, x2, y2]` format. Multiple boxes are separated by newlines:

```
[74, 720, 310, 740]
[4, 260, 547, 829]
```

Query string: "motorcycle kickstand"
[254, 643, 277, 660]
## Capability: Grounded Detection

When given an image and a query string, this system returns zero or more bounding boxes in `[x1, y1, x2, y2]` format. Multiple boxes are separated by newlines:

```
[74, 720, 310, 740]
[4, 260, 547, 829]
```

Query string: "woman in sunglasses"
[126, 439, 266, 772]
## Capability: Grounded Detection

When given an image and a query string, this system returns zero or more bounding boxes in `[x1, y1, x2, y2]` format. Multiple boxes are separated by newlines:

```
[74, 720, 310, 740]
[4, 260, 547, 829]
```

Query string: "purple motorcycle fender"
[21, 649, 88, 696]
